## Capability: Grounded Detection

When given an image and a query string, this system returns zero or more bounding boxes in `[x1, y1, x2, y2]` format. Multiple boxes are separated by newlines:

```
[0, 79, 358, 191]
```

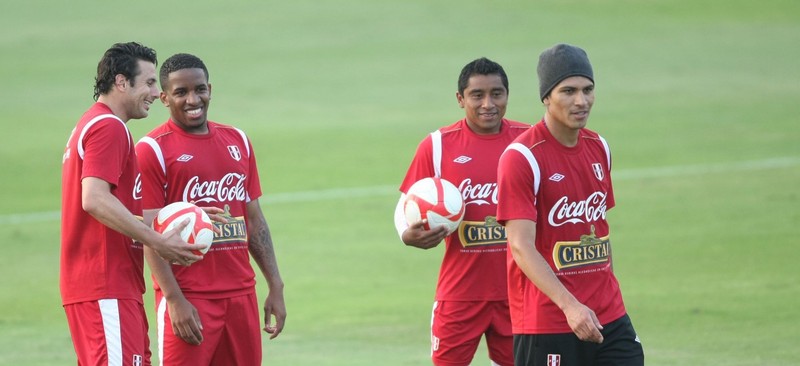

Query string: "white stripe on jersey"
[233, 127, 250, 158]
[599, 135, 611, 169]
[232, 127, 253, 201]
[504, 143, 541, 196]
[77, 114, 128, 160]
[99, 299, 123, 366]
[430, 130, 442, 178]
[137, 136, 167, 176]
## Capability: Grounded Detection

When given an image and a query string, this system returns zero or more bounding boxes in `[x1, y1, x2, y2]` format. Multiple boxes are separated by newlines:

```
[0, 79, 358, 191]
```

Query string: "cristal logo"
[133, 174, 142, 200]
[183, 173, 246, 203]
[548, 192, 607, 227]
[458, 178, 498, 206]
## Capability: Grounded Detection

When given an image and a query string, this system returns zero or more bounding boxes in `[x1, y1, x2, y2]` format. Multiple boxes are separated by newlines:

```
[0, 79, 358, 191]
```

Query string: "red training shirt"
[60, 102, 145, 305]
[496, 120, 627, 334]
[400, 118, 531, 301]
[136, 120, 261, 299]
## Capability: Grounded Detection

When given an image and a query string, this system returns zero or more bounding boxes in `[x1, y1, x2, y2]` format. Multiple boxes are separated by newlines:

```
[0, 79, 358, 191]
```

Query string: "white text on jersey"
[183, 173, 246, 203]
[548, 192, 607, 227]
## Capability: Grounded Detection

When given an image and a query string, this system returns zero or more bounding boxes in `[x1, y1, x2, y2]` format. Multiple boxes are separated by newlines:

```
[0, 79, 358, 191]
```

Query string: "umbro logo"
[453, 155, 472, 164]
[549, 173, 565, 182]
[177, 154, 193, 162]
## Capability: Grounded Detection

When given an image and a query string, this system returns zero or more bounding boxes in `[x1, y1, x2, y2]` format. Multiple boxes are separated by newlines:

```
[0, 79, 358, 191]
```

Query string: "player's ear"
[207, 83, 212, 100]
[114, 74, 128, 91]
[159, 91, 169, 106]
[456, 91, 465, 109]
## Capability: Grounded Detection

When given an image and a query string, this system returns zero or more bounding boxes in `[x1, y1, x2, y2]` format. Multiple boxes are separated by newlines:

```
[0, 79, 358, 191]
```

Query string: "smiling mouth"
[186, 108, 203, 117]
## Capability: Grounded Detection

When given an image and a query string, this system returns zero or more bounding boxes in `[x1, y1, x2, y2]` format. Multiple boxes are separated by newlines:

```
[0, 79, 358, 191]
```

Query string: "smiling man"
[395, 58, 530, 366]
[135, 53, 286, 366]
[61, 42, 204, 366]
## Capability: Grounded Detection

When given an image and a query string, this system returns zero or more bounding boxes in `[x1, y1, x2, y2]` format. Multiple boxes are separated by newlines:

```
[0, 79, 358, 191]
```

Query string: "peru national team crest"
[227, 145, 241, 161]
[592, 163, 604, 181]
[547, 354, 561, 366]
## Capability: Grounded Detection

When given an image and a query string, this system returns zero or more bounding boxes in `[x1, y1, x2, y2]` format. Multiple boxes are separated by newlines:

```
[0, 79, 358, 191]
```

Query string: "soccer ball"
[152, 201, 214, 255]
[404, 177, 465, 234]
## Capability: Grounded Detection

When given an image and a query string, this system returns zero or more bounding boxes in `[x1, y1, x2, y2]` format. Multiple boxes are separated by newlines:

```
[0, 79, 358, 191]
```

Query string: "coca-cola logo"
[458, 178, 498, 206]
[133, 173, 142, 200]
[548, 192, 607, 227]
[183, 173, 246, 203]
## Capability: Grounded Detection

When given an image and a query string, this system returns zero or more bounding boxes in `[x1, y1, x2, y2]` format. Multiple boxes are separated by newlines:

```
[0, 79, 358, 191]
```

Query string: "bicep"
[505, 219, 537, 254]
[81, 176, 112, 212]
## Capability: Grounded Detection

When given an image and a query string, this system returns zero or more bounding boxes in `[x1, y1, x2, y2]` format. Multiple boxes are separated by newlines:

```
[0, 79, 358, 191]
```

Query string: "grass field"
[1, 0, 798, 365]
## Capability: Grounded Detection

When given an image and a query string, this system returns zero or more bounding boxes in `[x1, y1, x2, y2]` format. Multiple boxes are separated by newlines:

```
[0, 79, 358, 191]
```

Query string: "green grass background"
[1, 0, 798, 364]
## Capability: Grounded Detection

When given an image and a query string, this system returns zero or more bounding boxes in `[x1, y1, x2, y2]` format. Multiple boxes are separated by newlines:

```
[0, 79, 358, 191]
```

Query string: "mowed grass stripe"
[5, 155, 798, 225]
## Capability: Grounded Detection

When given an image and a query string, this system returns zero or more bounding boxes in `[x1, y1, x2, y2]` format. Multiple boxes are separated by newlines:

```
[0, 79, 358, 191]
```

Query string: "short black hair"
[159, 53, 209, 90]
[93, 42, 157, 100]
[457, 57, 508, 96]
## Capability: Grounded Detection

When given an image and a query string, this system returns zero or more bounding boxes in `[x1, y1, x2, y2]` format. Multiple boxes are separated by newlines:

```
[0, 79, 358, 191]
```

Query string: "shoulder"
[77, 111, 128, 145]
[438, 119, 466, 136]
[503, 118, 533, 129]
[211, 121, 248, 139]
[135, 124, 173, 156]
[511, 122, 547, 150]
[579, 128, 609, 149]
[502, 119, 533, 137]
[579, 127, 601, 140]
[142, 122, 173, 140]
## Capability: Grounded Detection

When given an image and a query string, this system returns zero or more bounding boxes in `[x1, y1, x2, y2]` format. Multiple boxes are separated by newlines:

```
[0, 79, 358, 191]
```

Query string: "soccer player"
[61, 42, 206, 366]
[136, 53, 286, 365]
[395, 57, 530, 366]
[496, 43, 645, 365]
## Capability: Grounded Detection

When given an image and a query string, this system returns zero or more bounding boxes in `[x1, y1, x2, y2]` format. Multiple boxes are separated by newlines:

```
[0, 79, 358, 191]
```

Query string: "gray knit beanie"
[537, 43, 594, 101]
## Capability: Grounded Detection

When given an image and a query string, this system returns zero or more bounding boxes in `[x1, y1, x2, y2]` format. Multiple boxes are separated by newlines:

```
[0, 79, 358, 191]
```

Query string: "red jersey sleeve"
[399, 135, 434, 193]
[81, 118, 130, 187]
[135, 138, 167, 210]
[496, 144, 538, 225]
[245, 138, 263, 202]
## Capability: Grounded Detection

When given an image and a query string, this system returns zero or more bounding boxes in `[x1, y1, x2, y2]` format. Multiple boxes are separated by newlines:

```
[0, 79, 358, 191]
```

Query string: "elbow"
[508, 240, 525, 262]
[81, 195, 100, 216]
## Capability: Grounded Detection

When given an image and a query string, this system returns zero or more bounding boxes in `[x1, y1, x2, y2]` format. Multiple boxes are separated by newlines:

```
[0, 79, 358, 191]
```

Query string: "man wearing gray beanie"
[496, 44, 645, 365]
[537, 43, 594, 102]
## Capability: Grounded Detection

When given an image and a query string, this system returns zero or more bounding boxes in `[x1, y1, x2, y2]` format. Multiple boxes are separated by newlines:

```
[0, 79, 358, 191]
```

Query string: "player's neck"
[96, 95, 129, 123]
[543, 117, 579, 147]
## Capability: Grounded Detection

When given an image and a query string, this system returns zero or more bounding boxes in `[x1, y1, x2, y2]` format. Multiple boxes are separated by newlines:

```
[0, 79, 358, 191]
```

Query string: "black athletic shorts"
[513, 313, 644, 366]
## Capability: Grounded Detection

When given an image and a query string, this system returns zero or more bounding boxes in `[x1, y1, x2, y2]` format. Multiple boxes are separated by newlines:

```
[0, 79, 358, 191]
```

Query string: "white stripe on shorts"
[99, 299, 123, 366]
[157, 296, 168, 366]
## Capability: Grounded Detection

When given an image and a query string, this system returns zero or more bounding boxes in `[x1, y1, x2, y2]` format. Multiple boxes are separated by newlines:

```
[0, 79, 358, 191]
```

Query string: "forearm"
[82, 177, 162, 247]
[506, 220, 580, 311]
[144, 246, 185, 301]
[249, 229, 284, 291]
[247, 201, 284, 291]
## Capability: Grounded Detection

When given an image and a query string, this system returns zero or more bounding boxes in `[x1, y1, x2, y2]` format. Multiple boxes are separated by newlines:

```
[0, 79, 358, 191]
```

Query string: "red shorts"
[155, 292, 261, 366]
[64, 299, 151, 366]
[430, 300, 513, 366]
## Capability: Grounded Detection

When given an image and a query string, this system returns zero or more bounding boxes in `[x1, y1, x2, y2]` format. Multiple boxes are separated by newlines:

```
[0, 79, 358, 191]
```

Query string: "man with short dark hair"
[395, 57, 530, 366]
[61, 41, 204, 366]
[137, 53, 286, 365]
